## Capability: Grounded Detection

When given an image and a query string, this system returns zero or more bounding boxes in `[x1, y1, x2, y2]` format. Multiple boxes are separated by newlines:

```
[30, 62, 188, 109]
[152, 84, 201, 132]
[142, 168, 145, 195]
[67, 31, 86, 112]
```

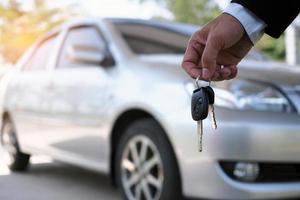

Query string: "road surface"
[0, 154, 121, 200]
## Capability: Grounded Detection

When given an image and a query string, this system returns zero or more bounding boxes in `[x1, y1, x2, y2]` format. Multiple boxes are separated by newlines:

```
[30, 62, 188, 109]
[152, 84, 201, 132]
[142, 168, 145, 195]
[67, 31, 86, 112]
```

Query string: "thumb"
[201, 36, 221, 80]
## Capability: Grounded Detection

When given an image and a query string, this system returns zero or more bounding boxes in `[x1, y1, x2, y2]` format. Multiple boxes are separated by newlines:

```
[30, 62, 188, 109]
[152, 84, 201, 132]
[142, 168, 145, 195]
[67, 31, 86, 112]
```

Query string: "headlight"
[185, 79, 294, 113]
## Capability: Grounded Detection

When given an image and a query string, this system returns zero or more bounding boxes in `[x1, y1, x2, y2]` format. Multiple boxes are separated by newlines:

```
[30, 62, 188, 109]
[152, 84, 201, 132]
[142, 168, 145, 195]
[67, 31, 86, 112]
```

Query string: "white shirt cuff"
[223, 3, 267, 44]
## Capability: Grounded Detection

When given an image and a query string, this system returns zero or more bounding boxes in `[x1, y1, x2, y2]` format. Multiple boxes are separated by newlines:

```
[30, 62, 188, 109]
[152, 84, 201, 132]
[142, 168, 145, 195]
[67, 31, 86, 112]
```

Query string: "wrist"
[222, 13, 253, 47]
[223, 3, 266, 44]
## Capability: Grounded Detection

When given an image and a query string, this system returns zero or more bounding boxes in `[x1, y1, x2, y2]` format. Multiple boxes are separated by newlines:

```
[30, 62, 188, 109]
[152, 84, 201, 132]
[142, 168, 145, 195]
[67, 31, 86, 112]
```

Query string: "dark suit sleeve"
[231, 0, 300, 38]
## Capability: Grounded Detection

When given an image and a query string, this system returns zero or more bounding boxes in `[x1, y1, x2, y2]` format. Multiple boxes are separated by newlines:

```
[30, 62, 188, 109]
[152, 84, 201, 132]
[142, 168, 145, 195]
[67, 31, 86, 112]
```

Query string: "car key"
[205, 86, 217, 130]
[191, 85, 209, 152]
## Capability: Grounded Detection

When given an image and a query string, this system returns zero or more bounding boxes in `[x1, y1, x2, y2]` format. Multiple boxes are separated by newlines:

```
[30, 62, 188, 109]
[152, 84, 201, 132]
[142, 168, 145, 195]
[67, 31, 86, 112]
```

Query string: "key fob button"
[197, 98, 203, 104]
[191, 88, 209, 121]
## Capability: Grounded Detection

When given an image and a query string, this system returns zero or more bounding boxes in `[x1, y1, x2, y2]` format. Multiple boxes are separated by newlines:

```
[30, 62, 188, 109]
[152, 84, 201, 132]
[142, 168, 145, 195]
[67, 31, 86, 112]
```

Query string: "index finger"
[182, 38, 205, 78]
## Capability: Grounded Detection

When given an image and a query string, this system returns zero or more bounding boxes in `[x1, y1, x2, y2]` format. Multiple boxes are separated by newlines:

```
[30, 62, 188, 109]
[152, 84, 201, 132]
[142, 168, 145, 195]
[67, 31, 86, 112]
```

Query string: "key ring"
[195, 76, 211, 88]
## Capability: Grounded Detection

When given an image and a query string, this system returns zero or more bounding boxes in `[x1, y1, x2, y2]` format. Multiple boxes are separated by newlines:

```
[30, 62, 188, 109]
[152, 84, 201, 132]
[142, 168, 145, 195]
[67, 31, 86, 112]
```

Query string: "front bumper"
[167, 107, 300, 199]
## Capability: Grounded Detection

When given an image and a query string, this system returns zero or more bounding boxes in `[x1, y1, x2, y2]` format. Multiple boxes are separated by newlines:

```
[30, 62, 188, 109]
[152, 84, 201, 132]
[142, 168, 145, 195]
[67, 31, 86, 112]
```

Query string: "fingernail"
[202, 68, 210, 79]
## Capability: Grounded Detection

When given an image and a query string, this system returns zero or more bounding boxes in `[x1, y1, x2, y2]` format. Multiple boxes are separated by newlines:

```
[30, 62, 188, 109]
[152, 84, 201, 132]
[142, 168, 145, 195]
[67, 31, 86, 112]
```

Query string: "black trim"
[220, 161, 300, 183]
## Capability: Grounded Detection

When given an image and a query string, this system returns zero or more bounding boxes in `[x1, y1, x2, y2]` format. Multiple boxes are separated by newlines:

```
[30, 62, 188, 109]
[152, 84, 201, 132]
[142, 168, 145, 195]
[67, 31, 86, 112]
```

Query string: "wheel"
[115, 118, 182, 200]
[0, 117, 30, 171]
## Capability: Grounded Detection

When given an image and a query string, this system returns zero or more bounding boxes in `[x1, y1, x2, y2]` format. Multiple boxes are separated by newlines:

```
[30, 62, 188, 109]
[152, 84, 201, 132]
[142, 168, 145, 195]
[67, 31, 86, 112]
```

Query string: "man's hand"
[182, 13, 253, 81]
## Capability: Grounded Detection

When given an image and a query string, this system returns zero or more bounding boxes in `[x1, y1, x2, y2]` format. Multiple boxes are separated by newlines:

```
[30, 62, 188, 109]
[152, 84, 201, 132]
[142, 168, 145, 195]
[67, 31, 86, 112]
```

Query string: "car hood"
[237, 60, 300, 85]
[137, 54, 191, 82]
[139, 55, 300, 85]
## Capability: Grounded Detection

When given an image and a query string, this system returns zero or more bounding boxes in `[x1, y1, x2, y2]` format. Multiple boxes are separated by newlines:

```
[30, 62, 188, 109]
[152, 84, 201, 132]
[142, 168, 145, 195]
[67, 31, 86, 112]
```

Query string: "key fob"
[191, 88, 209, 121]
[205, 86, 215, 104]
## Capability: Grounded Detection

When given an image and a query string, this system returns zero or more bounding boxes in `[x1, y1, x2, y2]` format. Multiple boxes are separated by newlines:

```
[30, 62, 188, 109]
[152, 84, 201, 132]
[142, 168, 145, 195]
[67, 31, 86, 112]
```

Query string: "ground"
[0, 154, 121, 200]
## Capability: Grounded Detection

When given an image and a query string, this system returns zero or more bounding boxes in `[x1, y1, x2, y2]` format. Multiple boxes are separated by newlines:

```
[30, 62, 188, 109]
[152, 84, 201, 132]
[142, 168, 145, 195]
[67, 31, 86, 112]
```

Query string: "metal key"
[191, 81, 209, 152]
[205, 86, 217, 129]
[197, 120, 203, 152]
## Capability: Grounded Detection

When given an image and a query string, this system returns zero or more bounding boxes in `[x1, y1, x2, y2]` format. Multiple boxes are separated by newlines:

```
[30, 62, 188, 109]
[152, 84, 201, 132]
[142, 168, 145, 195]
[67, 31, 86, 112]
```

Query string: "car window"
[24, 35, 57, 71]
[115, 23, 188, 55]
[123, 34, 185, 54]
[57, 26, 106, 68]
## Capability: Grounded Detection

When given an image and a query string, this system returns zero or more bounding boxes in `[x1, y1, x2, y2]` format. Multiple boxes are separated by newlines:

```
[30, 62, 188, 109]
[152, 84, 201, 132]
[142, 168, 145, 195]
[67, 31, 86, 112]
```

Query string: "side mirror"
[67, 44, 106, 65]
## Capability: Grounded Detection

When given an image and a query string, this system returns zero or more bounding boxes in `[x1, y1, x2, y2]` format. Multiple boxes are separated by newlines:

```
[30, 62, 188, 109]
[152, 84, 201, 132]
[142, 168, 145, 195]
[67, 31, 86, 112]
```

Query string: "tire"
[0, 117, 30, 171]
[115, 118, 182, 200]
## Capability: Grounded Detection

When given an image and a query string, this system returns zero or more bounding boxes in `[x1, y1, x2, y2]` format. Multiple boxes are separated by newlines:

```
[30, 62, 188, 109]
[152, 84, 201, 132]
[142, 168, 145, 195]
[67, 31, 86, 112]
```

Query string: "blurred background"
[1, 1, 300, 200]
[1, 0, 300, 66]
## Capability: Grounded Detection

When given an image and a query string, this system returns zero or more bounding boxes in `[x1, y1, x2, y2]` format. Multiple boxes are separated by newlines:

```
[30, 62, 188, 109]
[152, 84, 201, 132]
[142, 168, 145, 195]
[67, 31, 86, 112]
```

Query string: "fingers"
[211, 65, 238, 81]
[211, 64, 221, 80]
[182, 62, 203, 78]
[216, 50, 241, 66]
[182, 40, 239, 81]
[182, 37, 205, 78]
[182, 24, 242, 81]
[201, 35, 221, 80]
[182, 13, 249, 81]
[226, 65, 238, 79]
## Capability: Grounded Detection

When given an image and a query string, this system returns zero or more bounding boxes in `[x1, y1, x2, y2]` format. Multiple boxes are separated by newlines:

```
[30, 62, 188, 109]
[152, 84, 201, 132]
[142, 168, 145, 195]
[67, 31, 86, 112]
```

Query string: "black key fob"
[205, 86, 215, 104]
[191, 88, 209, 121]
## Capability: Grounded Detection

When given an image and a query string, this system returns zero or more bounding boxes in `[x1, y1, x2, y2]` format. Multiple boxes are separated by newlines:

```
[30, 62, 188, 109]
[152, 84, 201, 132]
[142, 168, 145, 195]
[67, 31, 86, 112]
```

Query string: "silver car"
[1, 18, 300, 200]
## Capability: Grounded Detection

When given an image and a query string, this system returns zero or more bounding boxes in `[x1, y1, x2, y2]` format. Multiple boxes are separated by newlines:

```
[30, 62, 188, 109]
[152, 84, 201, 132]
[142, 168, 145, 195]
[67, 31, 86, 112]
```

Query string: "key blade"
[209, 105, 218, 130]
[197, 120, 203, 152]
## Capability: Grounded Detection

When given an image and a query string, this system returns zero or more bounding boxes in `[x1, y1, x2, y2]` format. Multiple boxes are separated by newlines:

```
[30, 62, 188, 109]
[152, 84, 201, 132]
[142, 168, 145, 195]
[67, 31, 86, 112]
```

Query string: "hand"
[182, 13, 253, 81]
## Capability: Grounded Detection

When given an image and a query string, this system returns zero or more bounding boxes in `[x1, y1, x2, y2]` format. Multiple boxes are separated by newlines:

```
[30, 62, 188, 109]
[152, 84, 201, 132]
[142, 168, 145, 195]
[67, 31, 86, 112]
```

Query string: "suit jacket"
[232, 0, 300, 38]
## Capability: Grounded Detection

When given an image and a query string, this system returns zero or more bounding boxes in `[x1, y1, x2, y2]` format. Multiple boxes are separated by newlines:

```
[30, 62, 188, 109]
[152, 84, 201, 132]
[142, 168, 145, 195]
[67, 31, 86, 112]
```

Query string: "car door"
[5, 35, 58, 150]
[43, 25, 115, 166]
